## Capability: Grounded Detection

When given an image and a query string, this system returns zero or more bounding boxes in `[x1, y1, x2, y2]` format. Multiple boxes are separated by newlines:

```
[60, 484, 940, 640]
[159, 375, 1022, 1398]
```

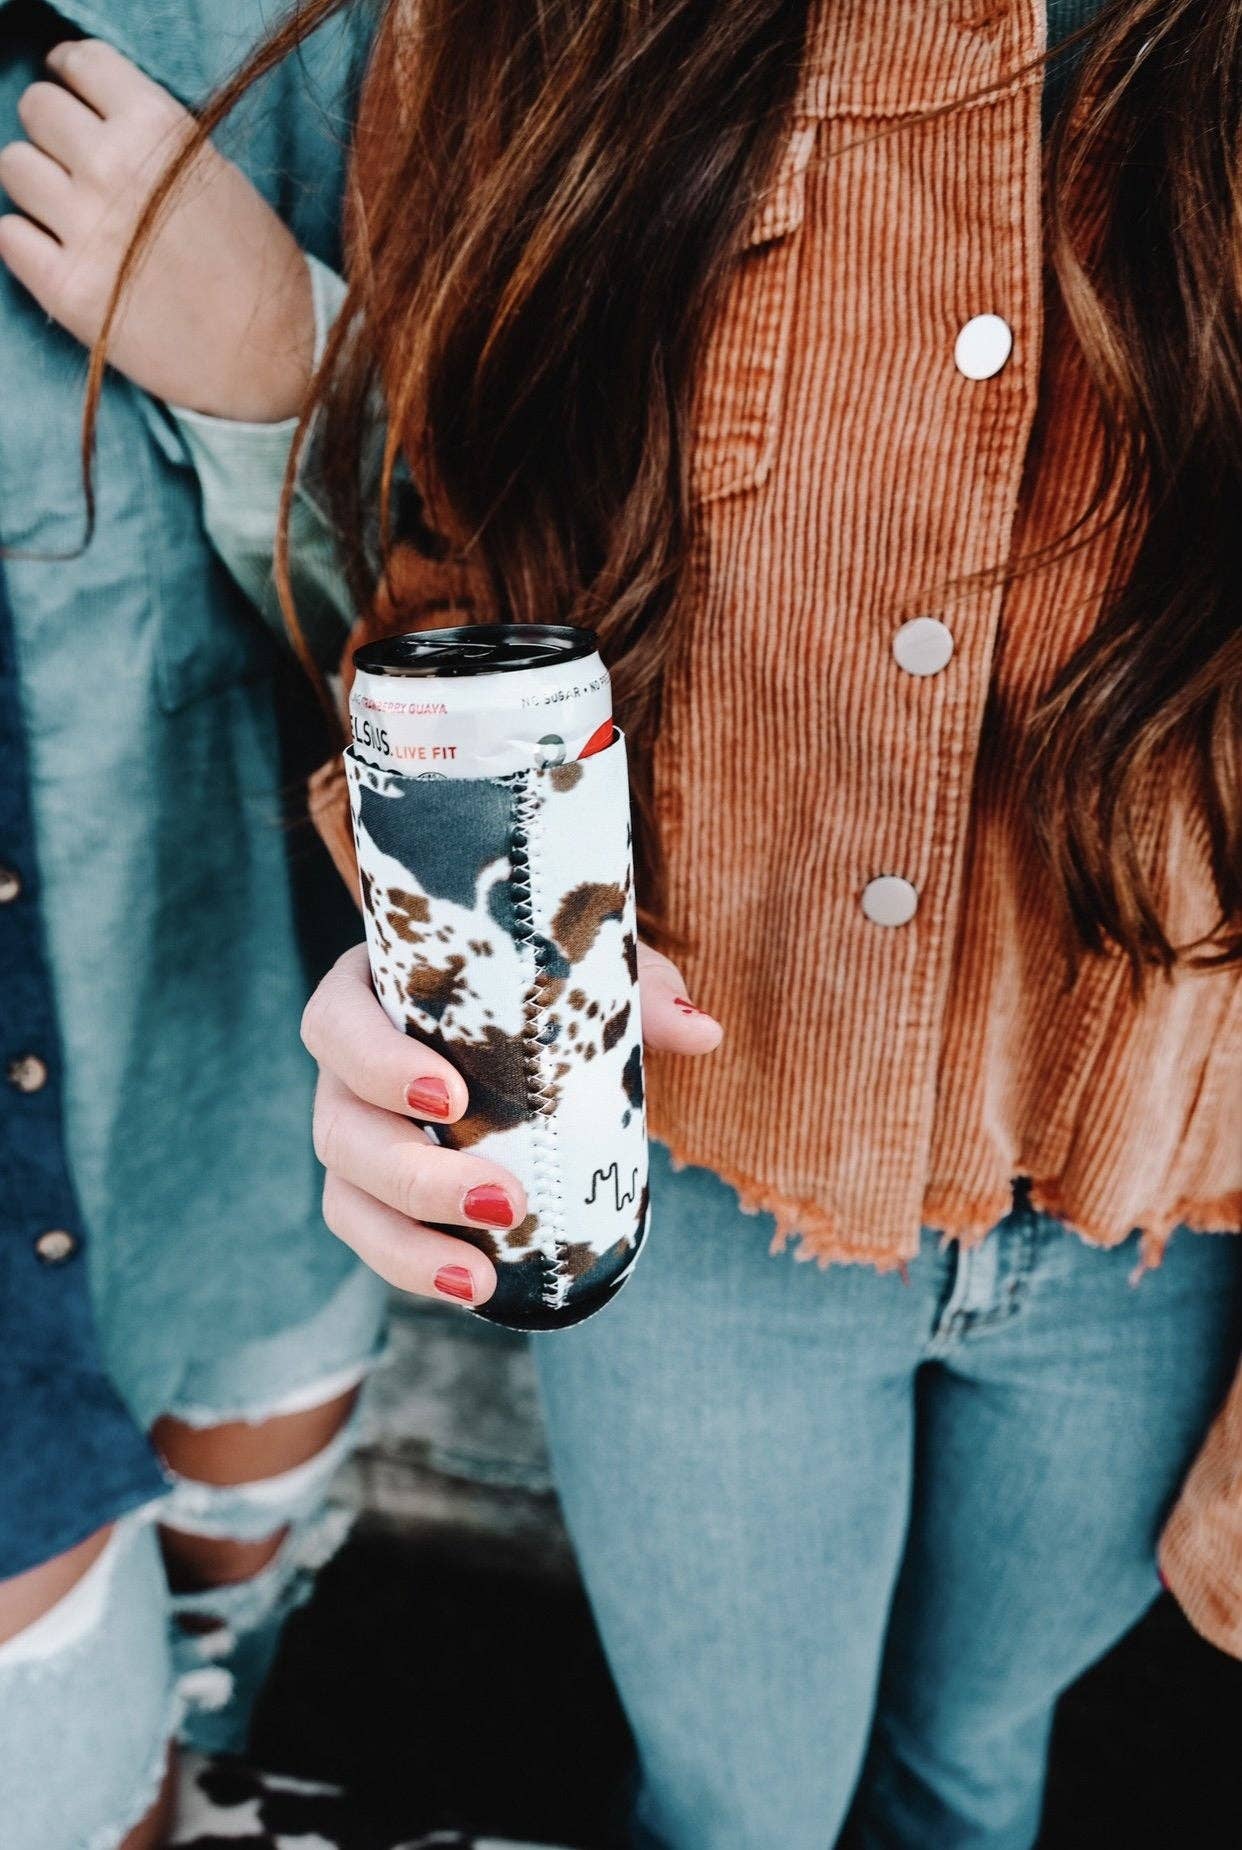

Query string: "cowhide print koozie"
[345, 733, 648, 1330]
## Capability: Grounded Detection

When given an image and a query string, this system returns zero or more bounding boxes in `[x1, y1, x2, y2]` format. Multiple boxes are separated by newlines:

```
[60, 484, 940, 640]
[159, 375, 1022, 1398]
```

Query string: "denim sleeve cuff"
[161, 252, 354, 666]
[166, 252, 347, 520]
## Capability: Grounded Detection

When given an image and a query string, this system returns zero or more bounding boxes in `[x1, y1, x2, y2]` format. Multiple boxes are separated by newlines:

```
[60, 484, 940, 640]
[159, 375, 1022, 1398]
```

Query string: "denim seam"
[954, 1217, 1042, 1337]
[926, 1209, 1043, 1352]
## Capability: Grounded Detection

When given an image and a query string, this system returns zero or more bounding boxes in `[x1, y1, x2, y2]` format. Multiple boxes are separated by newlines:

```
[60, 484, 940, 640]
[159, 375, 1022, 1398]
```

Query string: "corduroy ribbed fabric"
[647, 1, 1241, 1272]
[638, 0, 1242, 1660]
[339, 0, 1240, 1655]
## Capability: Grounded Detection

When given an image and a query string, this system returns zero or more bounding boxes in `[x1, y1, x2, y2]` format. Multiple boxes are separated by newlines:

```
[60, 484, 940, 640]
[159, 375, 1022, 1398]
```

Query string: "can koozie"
[344, 734, 648, 1330]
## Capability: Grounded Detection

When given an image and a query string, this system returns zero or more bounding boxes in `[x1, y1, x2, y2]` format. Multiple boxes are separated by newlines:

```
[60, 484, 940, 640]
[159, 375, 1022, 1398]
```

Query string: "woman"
[9, 2, 1238, 1845]
[0, 11, 384, 1849]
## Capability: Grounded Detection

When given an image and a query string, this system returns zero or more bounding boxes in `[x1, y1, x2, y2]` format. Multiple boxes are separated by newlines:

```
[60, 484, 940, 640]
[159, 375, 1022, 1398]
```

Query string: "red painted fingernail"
[462, 1183, 516, 1228]
[673, 996, 702, 1015]
[434, 1265, 475, 1302]
[406, 1076, 451, 1118]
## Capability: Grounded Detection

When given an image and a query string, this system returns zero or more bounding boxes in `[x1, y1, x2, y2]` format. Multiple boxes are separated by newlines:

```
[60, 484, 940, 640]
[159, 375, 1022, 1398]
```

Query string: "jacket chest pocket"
[688, 121, 818, 504]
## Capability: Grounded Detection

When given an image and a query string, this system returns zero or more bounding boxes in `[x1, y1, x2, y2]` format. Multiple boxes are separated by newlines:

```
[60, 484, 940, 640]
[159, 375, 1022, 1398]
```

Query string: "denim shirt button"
[7, 1053, 48, 1093]
[35, 1229, 79, 1265]
[0, 864, 21, 904]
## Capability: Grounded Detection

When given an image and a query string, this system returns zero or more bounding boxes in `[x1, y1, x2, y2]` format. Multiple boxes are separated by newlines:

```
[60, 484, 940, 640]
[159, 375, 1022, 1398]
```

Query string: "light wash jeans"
[535, 1145, 1242, 1850]
[1, 1264, 386, 1850]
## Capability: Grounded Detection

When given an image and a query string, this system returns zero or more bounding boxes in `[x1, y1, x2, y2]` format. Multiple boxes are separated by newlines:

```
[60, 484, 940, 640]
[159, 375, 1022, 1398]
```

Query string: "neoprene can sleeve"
[344, 735, 649, 1330]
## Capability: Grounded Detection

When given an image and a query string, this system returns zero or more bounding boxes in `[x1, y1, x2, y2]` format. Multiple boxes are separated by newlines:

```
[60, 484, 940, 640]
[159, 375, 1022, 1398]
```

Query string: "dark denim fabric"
[0, 564, 166, 1579]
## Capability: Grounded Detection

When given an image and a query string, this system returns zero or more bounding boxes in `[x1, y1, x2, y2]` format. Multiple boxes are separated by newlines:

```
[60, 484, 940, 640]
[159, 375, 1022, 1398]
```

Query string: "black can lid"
[353, 624, 597, 679]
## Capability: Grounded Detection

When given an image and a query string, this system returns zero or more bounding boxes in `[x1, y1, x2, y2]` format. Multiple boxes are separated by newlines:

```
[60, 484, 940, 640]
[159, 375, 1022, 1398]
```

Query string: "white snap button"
[0, 865, 21, 905]
[7, 1054, 49, 1094]
[954, 313, 1012, 380]
[862, 876, 919, 927]
[893, 617, 954, 677]
[35, 1228, 78, 1265]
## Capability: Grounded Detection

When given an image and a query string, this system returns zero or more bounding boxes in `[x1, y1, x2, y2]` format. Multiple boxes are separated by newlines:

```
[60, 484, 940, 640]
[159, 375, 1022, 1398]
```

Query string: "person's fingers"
[0, 141, 73, 237]
[312, 1070, 527, 1233]
[44, 39, 171, 121]
[637, 940, 724, 1055]
[301, 942, 469, 1124]
[16, 81, 100, 172]
[321, 1172, 498, 1304]
[0, 213, 65, 306]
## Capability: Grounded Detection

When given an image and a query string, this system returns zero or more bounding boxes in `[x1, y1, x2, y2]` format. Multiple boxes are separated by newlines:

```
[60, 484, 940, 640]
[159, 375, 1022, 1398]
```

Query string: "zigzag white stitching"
[509, 774, 566, 1306]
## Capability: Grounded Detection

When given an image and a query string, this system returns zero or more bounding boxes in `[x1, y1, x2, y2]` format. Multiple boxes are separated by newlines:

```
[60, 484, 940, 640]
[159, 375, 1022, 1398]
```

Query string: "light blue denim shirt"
[0, 0, 382, 1560]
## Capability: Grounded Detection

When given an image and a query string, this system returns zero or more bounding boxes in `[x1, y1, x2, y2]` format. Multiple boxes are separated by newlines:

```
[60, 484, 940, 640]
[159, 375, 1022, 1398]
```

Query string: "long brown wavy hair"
[89, 0, 1242, 976]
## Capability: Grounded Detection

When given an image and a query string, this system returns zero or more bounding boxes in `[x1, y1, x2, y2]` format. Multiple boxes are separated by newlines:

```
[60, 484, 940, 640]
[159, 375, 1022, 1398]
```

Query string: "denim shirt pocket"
[139, 408, 279, 713]
[688, 120, 818, 505]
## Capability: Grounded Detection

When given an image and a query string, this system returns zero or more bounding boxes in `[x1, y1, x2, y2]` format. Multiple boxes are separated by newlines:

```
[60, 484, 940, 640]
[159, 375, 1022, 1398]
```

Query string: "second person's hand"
[301, 941, 723, 1308]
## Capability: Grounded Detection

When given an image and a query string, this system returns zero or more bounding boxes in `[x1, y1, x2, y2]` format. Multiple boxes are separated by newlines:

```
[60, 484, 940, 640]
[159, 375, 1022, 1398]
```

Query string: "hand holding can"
[344, 625, 650, 1330]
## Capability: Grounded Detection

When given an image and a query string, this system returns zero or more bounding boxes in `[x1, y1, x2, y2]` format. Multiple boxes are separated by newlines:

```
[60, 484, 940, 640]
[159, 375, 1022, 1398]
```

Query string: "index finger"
[44, 39, 173, 120]
[302, 942, 469, 1124]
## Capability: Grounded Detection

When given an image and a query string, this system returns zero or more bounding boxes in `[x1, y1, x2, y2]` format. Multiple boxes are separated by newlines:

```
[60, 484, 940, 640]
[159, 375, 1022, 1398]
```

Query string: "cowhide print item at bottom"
[171, 1752, 574, 1849]
[345, 734, 648, 1333]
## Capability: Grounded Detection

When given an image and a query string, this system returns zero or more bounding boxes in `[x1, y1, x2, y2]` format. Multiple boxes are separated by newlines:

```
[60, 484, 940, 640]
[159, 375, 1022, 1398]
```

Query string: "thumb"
[638, 941, 724, 1056]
